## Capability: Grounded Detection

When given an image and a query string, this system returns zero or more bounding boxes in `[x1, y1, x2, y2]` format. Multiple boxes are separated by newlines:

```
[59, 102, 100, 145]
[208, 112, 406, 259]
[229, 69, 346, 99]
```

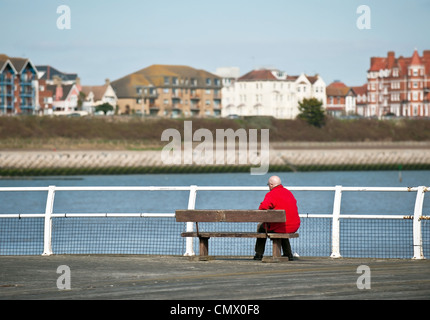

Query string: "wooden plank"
[272, 239, 282, 257]
[175, 210, 286, 222]
[199, 237, 209, 256]
[182, 232, 266, 238]
[181, 232, 299, 239]
[268, 233, 299, 239]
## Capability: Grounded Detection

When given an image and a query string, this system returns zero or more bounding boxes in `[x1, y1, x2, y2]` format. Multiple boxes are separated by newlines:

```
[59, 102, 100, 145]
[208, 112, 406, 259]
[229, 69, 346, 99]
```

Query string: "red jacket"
[258, 184, 300, 233]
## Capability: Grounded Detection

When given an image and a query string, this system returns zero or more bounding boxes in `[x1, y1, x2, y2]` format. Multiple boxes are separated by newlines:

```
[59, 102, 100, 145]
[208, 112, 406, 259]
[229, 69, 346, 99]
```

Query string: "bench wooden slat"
[181, 232, 299, 239]
[175, 209, 286, 223]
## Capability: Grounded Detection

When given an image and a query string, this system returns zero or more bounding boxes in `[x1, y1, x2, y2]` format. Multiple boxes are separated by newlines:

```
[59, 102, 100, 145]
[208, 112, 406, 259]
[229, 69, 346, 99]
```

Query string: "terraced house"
[111, 65, 222, 117]
[221, 68, 326, 119]
[367, 49, 430, 117]
[0, 54, 38, 115]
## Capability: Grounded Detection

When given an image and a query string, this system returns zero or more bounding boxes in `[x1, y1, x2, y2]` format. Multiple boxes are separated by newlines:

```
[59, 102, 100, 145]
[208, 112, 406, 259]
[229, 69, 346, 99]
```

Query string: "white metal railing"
[0, 185, 428, 259]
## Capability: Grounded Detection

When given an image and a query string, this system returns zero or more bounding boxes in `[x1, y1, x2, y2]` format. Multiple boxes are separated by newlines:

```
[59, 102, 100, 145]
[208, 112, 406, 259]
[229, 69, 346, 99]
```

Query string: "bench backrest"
[175, 210, 286, 223]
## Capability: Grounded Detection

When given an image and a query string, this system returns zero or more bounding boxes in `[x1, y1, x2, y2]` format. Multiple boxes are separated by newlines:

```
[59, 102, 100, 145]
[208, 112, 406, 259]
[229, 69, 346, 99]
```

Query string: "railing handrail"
[0, 186, 423, 192]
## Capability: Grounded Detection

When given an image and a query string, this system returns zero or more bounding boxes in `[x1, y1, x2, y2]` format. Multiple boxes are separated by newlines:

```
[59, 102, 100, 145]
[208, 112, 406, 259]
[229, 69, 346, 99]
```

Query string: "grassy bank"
[1, 116, 430, 150]
[1, 163, 429, 177]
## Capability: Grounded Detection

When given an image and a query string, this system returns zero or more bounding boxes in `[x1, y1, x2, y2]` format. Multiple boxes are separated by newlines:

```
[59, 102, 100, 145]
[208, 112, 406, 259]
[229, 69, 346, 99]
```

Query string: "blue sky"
[1, 0, 429, 86]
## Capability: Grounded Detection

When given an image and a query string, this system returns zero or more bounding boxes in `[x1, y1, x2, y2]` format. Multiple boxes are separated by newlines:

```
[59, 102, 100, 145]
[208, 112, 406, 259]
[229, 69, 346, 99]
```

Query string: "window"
[164, 77, 170, 85]
[206, 78, 211, 86]
[172, 77, 178, 85]
[391, 81, 400, 89]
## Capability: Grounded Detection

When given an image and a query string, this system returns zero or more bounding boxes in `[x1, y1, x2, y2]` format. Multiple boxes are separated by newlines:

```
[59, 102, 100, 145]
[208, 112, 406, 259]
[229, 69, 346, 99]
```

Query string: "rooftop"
[111, 64, 222, 98]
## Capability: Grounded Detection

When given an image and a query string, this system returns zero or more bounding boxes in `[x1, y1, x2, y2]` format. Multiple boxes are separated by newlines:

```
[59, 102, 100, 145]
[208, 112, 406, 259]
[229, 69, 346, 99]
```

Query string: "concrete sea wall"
[1, 142, 429, 175]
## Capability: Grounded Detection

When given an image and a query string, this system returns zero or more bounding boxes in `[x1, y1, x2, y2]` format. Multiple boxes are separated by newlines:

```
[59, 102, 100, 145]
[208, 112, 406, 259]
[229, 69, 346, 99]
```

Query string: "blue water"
[1, 171, 429, 257]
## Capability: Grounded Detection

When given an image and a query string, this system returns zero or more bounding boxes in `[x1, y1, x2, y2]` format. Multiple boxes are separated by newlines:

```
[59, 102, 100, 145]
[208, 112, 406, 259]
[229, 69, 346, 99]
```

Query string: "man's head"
[267, 175, 281, 190]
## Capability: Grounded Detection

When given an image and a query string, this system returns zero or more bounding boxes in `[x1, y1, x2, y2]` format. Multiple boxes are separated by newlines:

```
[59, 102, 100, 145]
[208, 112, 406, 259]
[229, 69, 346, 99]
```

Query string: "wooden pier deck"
[0, 255, 429, 302]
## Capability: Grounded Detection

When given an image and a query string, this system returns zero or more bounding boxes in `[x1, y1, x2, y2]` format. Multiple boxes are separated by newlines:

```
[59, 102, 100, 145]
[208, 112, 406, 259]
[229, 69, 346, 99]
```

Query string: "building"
[36, 65, 78, 86]
[0, 54, 39, 115]
[37, 79, 54, 115]
[326, 81, 357, 117]
[366, 49, 430, 117]
[351, 84, 367, 117]
[47, 76, 81, 114]
[36, 65, 80, 115]
[221, 68, 326, 119]
[80, 79, 118, 114]
[111, 65, 223, 117]
[215, 67, 240, 87]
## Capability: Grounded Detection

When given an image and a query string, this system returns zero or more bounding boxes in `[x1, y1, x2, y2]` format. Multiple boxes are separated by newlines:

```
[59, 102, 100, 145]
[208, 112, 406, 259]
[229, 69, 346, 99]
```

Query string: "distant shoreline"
[1, 142, 429, 176]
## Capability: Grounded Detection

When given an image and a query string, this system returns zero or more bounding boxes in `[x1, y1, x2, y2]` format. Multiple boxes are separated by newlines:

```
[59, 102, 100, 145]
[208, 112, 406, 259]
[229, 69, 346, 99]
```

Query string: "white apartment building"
[220, 68, 326, 119]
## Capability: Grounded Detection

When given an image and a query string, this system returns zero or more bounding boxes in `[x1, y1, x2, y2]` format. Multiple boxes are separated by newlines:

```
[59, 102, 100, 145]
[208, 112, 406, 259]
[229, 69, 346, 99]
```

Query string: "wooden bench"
[175, 209, 299, 259]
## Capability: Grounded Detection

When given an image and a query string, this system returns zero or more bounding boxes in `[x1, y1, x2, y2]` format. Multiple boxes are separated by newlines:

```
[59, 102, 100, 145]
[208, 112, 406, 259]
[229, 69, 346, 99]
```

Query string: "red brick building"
[366, 49, 430, 117]
[326, 81, 357, 117]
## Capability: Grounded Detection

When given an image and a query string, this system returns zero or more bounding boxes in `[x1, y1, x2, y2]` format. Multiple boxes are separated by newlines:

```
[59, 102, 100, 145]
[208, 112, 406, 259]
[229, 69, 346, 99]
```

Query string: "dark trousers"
[254, 223, 293, 257]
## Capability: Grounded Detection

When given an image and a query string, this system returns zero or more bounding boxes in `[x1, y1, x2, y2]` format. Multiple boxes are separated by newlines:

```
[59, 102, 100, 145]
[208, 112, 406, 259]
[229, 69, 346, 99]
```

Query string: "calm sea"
[0, 170, 429, 215]
[1, 171, 429, 257]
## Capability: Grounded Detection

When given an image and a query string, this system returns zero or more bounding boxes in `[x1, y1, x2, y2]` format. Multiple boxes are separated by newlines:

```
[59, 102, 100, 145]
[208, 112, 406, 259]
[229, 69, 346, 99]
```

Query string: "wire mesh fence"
[0, 185, 428, 259]
[0, 214, 426, 259]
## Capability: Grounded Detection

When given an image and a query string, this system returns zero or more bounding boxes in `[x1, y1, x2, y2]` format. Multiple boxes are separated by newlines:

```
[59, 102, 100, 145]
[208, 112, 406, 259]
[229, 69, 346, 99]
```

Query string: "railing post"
[184, 185, 197, 256]
[412, 186, 426, 260]
[42, 185, 56, 256]
[330, 185, 342, 258]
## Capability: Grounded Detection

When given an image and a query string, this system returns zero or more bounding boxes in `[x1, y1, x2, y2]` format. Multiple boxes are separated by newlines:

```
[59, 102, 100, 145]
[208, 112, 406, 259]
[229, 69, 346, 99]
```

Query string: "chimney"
[387, 51, 395, 68]
[75, 77, 81, 91]
[53, 75, 62, 87]
[423, 50, 430, 75]
[105, 78, 110, 86]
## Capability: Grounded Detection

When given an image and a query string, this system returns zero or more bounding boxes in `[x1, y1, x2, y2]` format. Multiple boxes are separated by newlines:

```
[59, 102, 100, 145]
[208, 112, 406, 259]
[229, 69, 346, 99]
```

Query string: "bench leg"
[199, 237, 209, 256]
[272, 239, 282, 258]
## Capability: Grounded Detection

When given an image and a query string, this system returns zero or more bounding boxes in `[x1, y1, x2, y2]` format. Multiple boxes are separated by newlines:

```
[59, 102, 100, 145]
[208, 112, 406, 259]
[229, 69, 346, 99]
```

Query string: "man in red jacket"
[254, 175, 300, 260]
